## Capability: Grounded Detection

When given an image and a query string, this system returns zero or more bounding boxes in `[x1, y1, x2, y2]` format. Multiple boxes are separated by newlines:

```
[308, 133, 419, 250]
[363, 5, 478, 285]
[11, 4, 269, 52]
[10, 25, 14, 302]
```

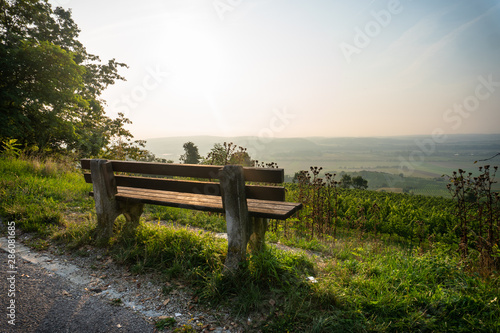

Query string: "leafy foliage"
[352, 175, 368, 189]
[289, 167, 457, 245]
[0, 0, 148, 159]
[202, 142, 254, 166]
[179, 141, 201, 164]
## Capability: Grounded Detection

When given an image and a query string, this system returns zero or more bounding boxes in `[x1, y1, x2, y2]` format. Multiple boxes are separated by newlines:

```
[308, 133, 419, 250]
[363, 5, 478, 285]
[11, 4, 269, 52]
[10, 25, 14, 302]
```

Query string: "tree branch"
[474, 152, 500, 163]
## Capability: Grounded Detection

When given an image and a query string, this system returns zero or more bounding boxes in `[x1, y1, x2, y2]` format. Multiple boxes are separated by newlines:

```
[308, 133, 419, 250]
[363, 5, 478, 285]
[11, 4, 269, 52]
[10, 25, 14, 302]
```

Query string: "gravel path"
[0, 246, 156, 333]
[0, 234, 247, 333]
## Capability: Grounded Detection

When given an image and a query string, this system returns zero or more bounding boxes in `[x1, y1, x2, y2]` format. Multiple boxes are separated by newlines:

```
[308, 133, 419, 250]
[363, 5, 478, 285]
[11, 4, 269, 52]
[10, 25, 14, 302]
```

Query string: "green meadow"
[1, 156, 499, 332]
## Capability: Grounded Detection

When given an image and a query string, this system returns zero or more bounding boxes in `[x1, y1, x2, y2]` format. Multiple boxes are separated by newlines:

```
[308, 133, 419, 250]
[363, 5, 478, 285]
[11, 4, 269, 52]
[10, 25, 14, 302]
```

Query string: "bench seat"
[91, 186, 302, 220]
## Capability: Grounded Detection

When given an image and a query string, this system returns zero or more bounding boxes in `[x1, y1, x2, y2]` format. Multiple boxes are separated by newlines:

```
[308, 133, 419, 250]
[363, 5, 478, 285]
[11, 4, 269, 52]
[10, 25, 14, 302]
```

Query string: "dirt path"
[0, 219, 324, 332]
[0, 233, 248, 333]
[0, 224, 263, 333]
[0, 245, 157, 333]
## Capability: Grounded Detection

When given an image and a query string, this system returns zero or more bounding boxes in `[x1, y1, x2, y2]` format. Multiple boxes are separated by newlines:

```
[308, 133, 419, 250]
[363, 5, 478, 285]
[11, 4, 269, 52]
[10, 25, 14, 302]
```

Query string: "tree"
[0, 0, 146, 158]
[179, 142, 201, 164]
[202, 142, 254, 166]
[229, 151, 253, 166]
[352, 176, 368, 189]
[203, 143, 228, 165]
[340, 174, 352, 189]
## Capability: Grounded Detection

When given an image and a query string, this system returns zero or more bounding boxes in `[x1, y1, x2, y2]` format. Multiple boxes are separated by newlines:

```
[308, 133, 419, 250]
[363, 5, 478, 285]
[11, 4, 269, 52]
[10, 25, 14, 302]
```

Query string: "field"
[0, 156, 499, 332]
[145, 134, 500, 197]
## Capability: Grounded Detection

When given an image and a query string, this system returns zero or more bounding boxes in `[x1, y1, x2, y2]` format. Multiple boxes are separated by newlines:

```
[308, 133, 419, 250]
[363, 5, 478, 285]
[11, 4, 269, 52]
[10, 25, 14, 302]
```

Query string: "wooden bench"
[80, 159, 302, 271]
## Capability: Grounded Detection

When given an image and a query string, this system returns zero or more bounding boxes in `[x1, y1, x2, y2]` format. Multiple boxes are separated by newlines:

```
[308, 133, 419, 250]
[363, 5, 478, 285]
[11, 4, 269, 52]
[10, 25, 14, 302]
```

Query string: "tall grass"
[112, 222, 226, 279]
[318, 241, 499, 332]
[0, 156, 93, 235]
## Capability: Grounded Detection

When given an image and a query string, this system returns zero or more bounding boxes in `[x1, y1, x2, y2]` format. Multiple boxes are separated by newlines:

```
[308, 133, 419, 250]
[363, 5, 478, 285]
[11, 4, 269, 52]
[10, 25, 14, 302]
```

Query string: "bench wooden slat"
[246, 184, 285, 201]
[116, 190, 225, 214]
[83, 173, 285, 201]
[81, 159, 284, 184]
[118, 175, 220, 196]
[118, 187, 296, 212]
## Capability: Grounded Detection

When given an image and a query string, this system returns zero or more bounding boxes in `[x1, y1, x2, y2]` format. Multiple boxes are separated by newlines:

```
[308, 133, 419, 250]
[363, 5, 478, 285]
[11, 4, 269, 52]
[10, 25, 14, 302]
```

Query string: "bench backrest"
[80, 159, 286, 202]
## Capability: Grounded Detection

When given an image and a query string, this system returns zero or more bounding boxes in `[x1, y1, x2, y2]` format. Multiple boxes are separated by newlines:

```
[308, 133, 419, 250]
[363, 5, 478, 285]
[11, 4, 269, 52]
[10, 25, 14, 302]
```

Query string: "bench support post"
[90, 159, 143, 244]
[119, 201, 145, 236]
[248, 217, 268, 252]
[91, 159, 120, 244]
[219, 165, 251, 272]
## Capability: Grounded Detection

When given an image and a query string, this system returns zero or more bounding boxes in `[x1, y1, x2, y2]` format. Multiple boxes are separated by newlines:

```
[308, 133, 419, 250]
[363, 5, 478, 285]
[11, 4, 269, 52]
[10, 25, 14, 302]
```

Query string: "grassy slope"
[0, 157, 499, 332]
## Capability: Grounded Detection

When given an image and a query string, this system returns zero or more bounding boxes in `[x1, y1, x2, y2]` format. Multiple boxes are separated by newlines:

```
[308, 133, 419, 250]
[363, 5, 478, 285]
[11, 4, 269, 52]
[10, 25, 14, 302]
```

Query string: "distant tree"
[203, 143, 227, 165]
[179, 142, 201, 164]
[292, 171, 301, 183]
[229, 151, 253, 166]
[202, 142, 253, 166]
[340, 174, 352, 189]
[352, 176, 368, 189]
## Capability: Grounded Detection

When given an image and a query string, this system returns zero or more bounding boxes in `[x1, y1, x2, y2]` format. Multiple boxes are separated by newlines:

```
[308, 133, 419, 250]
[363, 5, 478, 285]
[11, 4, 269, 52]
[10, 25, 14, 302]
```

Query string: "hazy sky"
[49, 0, 500, 139]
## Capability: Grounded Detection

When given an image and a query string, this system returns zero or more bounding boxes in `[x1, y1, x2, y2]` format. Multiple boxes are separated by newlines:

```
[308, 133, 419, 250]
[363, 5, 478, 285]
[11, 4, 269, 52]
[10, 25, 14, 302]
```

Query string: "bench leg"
[94, 203, 143, 244]
[91, 159, 121, 245]
[248, 217, 268, 253]
[120, 202, 144, 236]
[95, 209, 121, 245]
[219, 165, 251, 273]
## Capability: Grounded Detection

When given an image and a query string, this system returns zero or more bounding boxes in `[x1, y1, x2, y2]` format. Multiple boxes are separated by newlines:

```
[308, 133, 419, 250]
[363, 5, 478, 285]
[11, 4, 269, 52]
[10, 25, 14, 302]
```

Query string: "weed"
[161, 284, 175, 295]
[25, 238, 50, 251]
[110, 298, 122, 306]
[52, 218, 96, 250]
[155, 317, 176, 330]
[173, 324, 196, 333]
[1, 139, 22, 158]
[447, 165, 500, 275]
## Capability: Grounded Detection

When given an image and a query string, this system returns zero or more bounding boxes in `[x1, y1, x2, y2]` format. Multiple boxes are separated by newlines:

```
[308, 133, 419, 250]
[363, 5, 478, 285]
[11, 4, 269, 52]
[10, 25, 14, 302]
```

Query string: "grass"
[320, 242, 499, 332]
[0, 156, 94, 235]
[1, 156, 499, 332]
[112, 222, 226, 280]
[145, 206, 227, 233]
[155, 317, 177, 330]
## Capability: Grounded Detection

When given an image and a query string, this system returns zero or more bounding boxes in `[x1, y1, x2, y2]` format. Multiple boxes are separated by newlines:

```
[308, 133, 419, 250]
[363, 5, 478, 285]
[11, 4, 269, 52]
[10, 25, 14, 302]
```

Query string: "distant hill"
[144, 134, 500, 181]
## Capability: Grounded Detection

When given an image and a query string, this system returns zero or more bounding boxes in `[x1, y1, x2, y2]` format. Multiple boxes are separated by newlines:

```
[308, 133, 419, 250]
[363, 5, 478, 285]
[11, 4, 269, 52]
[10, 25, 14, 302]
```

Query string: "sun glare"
[165, 18, 228, 97]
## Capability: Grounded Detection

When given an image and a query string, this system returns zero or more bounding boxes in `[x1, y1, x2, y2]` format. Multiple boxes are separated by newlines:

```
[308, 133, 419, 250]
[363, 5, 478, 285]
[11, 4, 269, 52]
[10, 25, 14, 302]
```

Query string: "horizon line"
[141, 132, 500, 141]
